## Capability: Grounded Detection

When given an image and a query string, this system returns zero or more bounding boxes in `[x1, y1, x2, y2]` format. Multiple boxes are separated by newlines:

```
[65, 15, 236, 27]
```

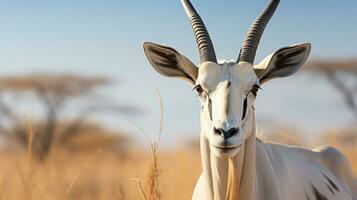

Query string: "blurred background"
[0, 0, 356, 199]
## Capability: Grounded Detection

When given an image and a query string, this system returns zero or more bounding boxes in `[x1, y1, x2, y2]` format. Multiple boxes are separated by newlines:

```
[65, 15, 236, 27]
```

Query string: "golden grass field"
[0, 145, 201, 200]
[0, 126, 355, 200]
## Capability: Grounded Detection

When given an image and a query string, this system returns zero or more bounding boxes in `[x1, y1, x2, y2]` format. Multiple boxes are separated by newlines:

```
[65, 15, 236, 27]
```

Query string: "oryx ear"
[143, 42, 198, 85]
[254, 43, 311, 84]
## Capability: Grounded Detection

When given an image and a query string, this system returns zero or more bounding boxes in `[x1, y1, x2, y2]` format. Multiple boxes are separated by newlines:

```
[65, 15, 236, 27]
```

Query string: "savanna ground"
[0, 125, 355, 200]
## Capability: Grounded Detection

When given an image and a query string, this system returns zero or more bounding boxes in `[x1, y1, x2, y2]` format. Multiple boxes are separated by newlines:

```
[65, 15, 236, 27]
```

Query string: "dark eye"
[193, 84, 204, 94]
[250, 84, 261, 97]
[241, 96, 248, 120]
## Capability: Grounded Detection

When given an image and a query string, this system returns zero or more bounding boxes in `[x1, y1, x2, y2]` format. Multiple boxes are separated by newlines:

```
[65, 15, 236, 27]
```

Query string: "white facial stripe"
[197, 61, 258, 154]
[211, 81, 230, 125]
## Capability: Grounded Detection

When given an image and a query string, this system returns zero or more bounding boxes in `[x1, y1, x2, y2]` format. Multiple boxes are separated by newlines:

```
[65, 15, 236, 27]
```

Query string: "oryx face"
[196, 61, 258, 158]
[143, 0, 311, 159]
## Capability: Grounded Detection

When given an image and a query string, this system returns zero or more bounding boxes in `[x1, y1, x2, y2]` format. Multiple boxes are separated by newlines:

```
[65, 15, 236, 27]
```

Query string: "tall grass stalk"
[131, 89, 164, 200]
[65, 149, 101, 199]
[18, 120, 36, 200]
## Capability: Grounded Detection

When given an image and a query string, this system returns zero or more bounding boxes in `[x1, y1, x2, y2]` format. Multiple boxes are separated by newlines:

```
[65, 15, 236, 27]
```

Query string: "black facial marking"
[312, 185, 328, 200]
[241, 96, 248, 120]
[322, 173, 339, 192]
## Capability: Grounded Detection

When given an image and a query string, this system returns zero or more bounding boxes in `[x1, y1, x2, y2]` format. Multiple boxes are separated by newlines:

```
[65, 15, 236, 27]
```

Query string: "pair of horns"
[181, 0, 280, 64]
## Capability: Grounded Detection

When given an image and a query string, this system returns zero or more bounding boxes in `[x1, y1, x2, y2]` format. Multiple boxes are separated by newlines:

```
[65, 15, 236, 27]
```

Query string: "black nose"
[214, 127, 238, 140]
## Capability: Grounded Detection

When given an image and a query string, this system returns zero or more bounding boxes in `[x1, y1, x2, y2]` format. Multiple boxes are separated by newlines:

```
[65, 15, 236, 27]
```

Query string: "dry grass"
[0, 130, 356, 200]
[0, 146, 201, 200]
[0, 115, 355, 200]
[18, 120, 35, 200]
[0, 89, 202, 200]
[132, 89, 165, 200]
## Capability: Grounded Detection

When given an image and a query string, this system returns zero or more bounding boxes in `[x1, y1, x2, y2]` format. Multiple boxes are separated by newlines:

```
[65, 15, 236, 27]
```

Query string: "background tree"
[0, 73, 137, 160]
[305, 59, 357, 120]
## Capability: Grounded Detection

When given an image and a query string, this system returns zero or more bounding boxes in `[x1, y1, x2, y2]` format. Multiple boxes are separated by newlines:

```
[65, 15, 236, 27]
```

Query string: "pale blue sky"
[0, 1, 356, 145]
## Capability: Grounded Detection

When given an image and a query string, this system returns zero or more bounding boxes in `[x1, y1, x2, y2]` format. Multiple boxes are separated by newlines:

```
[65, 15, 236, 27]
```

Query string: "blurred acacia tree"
[305, 59, 357, 120]
[0, 73, 137, 160]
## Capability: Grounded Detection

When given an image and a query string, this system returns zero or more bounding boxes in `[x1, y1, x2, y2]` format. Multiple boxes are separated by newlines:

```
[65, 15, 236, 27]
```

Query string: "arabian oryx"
[143, 0, 357, 199]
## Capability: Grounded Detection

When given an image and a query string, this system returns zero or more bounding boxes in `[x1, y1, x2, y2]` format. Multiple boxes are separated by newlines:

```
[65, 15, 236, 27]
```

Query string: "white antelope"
[143, 0, 357, 199]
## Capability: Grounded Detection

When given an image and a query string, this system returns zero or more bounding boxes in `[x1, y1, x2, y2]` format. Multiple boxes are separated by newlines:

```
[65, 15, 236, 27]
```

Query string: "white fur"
[142, 41, 356, 200]
[192, 61, 357, 200]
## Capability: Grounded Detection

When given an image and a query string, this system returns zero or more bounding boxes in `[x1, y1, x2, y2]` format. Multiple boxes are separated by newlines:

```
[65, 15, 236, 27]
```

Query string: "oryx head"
[143, 0, 310, 159]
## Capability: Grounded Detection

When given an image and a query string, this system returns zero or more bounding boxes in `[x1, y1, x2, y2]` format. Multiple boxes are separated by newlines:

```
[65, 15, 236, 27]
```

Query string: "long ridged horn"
[237, 0, 280, 64]
[181, 0, 217, 63]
